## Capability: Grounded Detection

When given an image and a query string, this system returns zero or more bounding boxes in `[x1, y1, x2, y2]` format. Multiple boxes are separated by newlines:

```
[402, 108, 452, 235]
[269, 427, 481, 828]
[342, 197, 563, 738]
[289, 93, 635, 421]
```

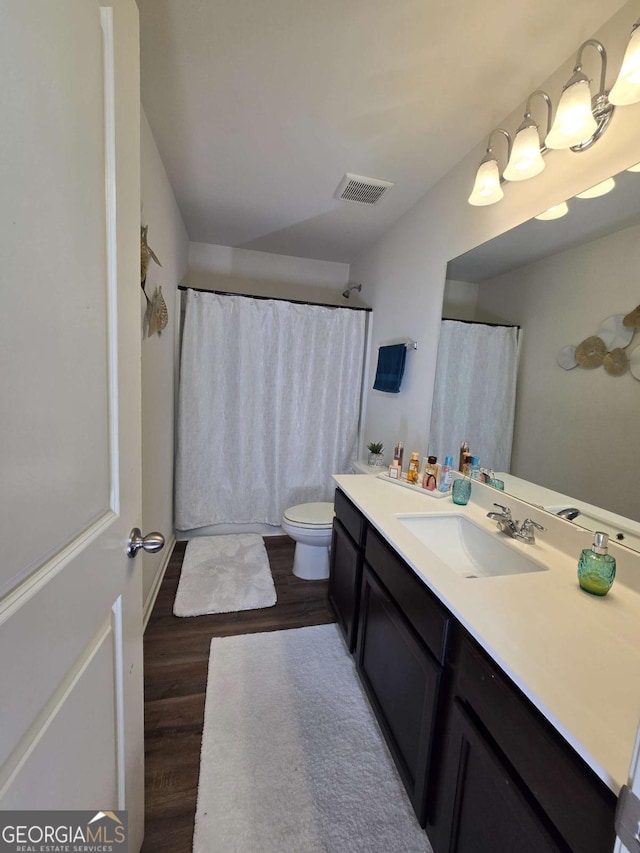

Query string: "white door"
[0, 2, 146, 850]
[615, 720, 640, 852]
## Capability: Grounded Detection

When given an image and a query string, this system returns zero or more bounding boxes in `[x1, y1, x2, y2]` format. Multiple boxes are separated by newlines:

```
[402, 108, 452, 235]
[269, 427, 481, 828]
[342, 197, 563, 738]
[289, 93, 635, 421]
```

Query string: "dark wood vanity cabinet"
[356, 526, 452, 826]
[328, 489, 366, 651]
[435, 699, 561, 853]
[431, 633, 617, 853]
[329, 490, 617, 850]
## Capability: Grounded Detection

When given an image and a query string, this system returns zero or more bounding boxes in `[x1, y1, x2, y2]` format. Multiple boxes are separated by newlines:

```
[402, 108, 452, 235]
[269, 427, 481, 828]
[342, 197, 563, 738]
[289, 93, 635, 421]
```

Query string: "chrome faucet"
[514, 518, 546, 544]
[556, 507, 581, 521]
[487, 503, 546, 544]
[487, 503, 519, 537]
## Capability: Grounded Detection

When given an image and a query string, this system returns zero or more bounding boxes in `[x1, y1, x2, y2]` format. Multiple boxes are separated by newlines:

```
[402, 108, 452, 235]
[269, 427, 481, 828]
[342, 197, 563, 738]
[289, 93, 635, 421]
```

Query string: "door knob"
[127, 527, 165, 558]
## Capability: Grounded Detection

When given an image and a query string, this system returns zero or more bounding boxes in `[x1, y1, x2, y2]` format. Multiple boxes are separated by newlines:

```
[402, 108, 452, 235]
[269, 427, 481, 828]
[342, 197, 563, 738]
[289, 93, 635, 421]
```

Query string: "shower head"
[342, 283, 362, 299]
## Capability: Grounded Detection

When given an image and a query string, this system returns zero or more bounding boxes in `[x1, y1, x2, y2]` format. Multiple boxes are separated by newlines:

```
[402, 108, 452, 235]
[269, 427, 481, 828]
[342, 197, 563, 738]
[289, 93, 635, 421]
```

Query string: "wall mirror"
[442, 164, 640, 552]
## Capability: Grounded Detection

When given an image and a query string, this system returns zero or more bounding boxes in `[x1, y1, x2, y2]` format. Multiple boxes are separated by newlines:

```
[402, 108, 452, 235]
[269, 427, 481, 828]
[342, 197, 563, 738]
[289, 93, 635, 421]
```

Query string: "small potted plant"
[367, 441, 385, 467]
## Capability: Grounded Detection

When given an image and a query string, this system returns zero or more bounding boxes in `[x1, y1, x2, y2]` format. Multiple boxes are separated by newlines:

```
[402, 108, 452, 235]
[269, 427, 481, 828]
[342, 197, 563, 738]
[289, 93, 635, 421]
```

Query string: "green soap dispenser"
[578, 532, 616, 596]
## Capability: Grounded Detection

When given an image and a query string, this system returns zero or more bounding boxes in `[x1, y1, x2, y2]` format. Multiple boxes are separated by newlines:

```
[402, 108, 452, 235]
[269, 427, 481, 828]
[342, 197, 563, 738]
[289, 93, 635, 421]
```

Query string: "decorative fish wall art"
[141, 225, 168, 337]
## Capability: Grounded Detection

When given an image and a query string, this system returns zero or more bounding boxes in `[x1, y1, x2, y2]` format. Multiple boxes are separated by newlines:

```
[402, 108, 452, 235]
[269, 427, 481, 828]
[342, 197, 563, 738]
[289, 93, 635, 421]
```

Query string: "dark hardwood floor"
[142, 536, 336, 852]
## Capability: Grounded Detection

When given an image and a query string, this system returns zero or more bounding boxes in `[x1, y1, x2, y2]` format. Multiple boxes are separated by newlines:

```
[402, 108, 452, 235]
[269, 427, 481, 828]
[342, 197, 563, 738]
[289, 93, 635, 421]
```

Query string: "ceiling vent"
[334, 173, 394, 206]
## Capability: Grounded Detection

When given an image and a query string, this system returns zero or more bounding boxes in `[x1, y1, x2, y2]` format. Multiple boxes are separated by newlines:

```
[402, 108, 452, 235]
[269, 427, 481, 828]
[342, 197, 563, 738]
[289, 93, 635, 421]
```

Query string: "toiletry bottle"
[578, 532, 616, 596]
[469, 456, 481, 480]
[459, 441, 469, 473]
[420, 457, 429, 489]
[439, 456, 454, 492]
[407, 451, 420, 484]
[389, 460, 400, 480]
[394, 441, 404, 472]
[422, 456, 438, 491]
[462, 452, 472, 477]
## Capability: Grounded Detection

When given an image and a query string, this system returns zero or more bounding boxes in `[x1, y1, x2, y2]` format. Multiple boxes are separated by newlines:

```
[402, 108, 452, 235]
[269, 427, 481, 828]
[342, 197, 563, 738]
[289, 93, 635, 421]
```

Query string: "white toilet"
[281, 502, 335, 580]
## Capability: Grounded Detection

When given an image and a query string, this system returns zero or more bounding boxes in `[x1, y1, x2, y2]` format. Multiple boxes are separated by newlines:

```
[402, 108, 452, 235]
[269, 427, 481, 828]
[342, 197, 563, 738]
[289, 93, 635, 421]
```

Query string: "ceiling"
[137, 0, 629, 264]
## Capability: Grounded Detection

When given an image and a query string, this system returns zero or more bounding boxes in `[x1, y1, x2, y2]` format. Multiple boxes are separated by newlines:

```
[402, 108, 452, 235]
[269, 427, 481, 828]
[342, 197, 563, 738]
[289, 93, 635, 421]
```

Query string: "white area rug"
[173, 535, 277, 617]
[193, 624, 433, 853]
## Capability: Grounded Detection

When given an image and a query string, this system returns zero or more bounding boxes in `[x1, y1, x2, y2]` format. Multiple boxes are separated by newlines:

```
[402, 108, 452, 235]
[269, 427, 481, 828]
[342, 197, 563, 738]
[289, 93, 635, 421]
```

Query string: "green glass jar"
[452, 477, 471, 506]
[578, 532, 616, 596]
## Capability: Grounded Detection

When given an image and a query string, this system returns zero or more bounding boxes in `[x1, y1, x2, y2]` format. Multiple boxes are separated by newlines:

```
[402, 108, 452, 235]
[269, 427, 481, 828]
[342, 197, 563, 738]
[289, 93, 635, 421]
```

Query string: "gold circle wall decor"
[603, 347, 628, 376]
[598, 314, 635, 349]
[623, 304, 640, 328]
[575, 335, 606, 368]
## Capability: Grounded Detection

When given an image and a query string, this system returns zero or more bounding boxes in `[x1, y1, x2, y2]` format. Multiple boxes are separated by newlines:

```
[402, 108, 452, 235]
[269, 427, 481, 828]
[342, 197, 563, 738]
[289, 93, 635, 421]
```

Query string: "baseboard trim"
[143, 534, 176, 631]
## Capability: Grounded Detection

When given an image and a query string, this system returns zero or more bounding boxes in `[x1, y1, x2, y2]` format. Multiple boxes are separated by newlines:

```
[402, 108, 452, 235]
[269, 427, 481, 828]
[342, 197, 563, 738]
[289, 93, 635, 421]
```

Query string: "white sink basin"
[396, 513, 548, 579]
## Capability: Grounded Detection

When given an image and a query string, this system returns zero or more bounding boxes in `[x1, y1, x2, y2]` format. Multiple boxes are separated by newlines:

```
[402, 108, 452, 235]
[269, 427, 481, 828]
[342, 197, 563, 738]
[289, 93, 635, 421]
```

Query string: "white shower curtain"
[175, 290, 366, 529]
[429, 320, 519, 473]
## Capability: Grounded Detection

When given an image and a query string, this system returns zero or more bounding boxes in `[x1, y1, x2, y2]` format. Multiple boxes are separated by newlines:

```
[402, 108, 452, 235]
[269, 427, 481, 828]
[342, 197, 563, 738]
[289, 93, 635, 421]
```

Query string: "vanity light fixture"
[545, 40, 614, 151]
[503, 91, 552, 181]
[534, 202, 569, 221]
[467, 12, 639, 207]
[609, 18, 640, 105]
[575, 177, 616, 199]
[468, 128, 512, 206]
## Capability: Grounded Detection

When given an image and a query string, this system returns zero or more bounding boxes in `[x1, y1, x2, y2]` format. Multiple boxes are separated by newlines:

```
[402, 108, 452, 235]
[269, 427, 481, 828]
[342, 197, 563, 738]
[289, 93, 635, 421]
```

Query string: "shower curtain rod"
[442, 316, 521, 330]
[178, 284, 372, 312]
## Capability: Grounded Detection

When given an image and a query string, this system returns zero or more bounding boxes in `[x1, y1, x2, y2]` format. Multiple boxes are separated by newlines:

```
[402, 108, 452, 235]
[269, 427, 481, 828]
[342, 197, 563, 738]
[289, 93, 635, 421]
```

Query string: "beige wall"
[442, 279, 479, 322]
[140, 109, 189, 614]
[476, 222, 640, 521]
[189, 242, 361, 308]
[352, 1, 640, 467]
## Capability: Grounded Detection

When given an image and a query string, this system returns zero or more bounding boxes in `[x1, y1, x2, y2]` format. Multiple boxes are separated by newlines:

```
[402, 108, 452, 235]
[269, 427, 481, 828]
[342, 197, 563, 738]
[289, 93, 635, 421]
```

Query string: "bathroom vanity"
[329, 474, 640, 852]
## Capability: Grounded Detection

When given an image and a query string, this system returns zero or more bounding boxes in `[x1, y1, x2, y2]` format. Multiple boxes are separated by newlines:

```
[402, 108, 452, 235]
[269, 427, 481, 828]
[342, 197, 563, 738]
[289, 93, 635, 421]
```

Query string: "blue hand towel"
[373, 343, 406, 393]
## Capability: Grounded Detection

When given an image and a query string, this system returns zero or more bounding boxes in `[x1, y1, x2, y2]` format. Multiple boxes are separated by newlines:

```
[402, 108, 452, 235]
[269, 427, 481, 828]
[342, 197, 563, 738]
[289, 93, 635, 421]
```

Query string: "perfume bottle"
[458, 441, 469, 473]
[393, 441, 404, 472]
[422, 456, 438, 491]
[578, 532, 616, 596]
[438, 456, 454, 492]
[469, 456, 481, 480]
[407, 451, 421, 484]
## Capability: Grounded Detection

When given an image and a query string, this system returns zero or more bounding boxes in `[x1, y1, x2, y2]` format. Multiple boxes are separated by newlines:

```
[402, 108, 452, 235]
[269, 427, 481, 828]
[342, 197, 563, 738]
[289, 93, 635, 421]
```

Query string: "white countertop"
[334, 472, 640, 795]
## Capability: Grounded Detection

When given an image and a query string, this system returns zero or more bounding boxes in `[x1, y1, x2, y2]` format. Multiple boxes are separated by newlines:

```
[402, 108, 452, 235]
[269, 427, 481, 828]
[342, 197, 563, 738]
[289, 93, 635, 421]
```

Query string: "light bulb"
[468, 158, 503, 206]
[545, 78, 598, 150]
[609, 24, 640, 106]
[535, 202, 569, 221]
[576, 177, 616, 199]
[503, 125, 545, 181]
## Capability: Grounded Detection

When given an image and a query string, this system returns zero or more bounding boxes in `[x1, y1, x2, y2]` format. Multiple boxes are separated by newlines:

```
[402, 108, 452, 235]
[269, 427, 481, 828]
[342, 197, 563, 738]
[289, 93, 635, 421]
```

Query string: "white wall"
[352, 1, 640, 466]
[140, 109, 189, 613]
[476, 223, 640, 521]
[442, 279, 479, 321]
[189, 242, 360, 307]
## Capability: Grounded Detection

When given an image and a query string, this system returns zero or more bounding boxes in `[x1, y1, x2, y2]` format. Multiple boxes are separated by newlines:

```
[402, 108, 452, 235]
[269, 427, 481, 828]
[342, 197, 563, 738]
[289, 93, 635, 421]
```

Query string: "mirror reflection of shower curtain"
[175, 290, 366, 529]
[429, 320, 520, 473]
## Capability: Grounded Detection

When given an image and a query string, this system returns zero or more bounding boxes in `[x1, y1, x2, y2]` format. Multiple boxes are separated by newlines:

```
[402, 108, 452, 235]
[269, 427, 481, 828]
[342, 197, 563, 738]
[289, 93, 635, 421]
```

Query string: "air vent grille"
[334, 173, 394, 206]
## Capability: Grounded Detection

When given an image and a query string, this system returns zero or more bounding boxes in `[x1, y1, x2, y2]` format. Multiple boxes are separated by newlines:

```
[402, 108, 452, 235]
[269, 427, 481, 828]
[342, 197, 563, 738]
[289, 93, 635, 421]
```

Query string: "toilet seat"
[282, 502, 334, 529]
[281, 502, 334, 580]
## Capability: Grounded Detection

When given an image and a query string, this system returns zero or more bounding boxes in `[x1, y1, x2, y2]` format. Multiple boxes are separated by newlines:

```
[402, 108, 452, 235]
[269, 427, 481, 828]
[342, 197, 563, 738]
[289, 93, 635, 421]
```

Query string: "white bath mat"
[173, 534, 277, 617]
[193, 624, 432, 853]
